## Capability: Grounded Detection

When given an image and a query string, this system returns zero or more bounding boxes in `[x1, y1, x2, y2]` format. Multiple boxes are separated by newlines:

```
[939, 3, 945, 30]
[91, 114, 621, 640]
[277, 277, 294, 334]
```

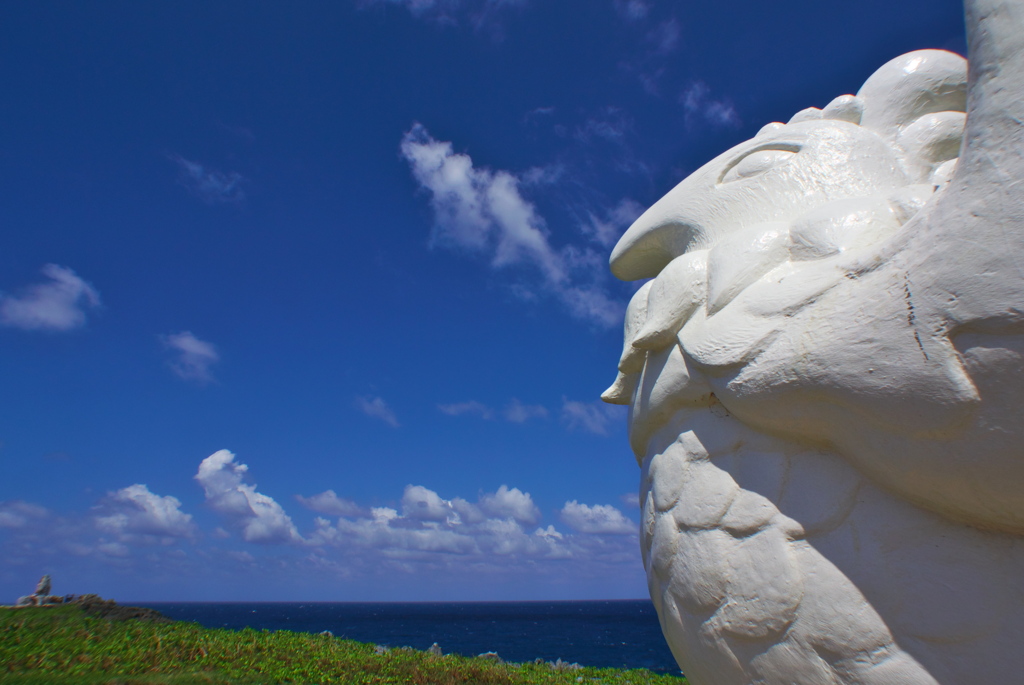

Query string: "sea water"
[135, 600, 680, 674]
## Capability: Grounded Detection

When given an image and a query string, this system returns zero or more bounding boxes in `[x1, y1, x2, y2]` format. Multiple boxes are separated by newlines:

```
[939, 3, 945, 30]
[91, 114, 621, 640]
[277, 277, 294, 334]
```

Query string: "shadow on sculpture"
[602, 1, 1024, 683]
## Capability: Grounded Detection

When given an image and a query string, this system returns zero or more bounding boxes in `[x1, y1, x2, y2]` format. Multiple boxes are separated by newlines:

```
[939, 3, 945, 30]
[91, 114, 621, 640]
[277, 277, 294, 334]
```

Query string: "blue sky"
[0, 0, 965, 602]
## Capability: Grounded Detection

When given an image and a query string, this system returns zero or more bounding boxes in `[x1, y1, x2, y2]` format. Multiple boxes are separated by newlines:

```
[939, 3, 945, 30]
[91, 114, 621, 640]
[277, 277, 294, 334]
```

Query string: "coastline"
[1, 602, 687, 684]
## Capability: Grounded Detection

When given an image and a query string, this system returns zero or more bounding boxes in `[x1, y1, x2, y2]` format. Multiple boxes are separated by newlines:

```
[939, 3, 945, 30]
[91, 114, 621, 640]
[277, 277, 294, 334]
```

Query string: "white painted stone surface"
[602, 1, 1024, 683]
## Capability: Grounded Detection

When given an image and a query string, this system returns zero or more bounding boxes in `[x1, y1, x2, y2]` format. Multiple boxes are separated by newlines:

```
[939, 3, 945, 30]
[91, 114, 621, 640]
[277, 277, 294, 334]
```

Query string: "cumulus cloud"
[438, 400, 494, 419]
[94, 484, 195, 541]
[682, 81, 741, 128]
[0, 497, 201, 573]
[561, 399, 624, 435]
[502, 399, 548, 423]
[560, 501, 635, 534]
[479, 485, 540, 524]
[0, 264, 101, 332]
[195, 449, 301, 544]
[161, 331, 219, 383]
[171, 155, 245, 204]
[401, 124, 623, 327]
[356, 396, 400, 427]
[402, 484, 456, 522]
[311, 483, 564, 561]
[0, 479, 643, 593]
[296, 490, 362, 517]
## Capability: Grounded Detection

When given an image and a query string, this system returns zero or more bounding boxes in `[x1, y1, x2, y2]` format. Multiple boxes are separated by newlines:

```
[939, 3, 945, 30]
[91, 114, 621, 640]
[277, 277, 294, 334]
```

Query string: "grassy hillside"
[0, 602, 687, 684]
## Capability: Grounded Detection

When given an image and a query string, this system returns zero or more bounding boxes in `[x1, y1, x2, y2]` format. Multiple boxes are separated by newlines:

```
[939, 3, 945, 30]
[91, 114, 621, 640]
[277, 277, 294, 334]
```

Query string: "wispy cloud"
[400, 124, 623, 327]
[402, 123, 563, 281]
[560, 500, 635, 534]
[582, 198, 644, 249]
[502, 398, 548, 423]
[561, 399, 624, 436]
[355, 0, 527, 33]
[161, 331, 219, 384]
[356, 396, 400, 427]
[620, 492, 641, 509]
[681, 81, 741, 128]
[645, 18, 680, 56]
[613, 0, 649, 22]
[93, 484, 196, 542]
[615, 9, 683, 95]
[171, 155, 246, 204]
[437, 398, 548, 423]
[195, 450, 302, 544]
[0, 501, 48, 529]
[438, 400, 494, 419]
[573, 107, 634, 146]
[0, 264, 101, 332]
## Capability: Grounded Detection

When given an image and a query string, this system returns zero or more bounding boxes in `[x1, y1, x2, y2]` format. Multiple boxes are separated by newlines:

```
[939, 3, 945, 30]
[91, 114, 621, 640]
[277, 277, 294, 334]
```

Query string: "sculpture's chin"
[690, 265, 1024, 535]
[624, 236, 1024, 534]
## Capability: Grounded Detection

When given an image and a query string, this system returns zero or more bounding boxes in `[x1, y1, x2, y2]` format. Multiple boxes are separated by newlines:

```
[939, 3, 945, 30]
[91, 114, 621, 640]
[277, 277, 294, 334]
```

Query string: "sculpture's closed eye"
[720, 145, 800, 184]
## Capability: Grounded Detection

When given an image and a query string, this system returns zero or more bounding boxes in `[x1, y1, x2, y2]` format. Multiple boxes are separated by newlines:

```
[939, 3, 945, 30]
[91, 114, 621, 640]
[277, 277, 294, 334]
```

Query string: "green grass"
[0, 604, 686, 685]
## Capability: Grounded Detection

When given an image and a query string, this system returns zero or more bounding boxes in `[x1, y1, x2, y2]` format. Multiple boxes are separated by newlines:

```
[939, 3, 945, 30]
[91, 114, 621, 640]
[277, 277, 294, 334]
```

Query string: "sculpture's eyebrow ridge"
[717, 141, 803, 185]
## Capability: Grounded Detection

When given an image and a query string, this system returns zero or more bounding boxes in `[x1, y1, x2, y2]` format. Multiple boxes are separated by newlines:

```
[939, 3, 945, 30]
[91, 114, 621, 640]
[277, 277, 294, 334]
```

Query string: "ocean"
[135, 600, 681, 675]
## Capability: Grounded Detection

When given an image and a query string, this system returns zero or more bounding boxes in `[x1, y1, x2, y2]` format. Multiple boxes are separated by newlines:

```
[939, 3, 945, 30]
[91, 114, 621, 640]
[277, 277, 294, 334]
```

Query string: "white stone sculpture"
[601, 1, 1024, 683]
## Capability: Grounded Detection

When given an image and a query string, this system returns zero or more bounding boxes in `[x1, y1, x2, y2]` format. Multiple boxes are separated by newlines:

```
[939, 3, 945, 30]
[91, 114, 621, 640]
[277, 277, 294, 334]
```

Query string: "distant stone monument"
[16, 574, 63, 607]
[602, 1, 1024, 683]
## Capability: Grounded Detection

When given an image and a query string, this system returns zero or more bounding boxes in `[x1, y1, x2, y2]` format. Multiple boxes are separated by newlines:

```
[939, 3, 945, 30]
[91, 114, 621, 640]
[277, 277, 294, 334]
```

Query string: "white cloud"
[438, 400, 494, 419]
[171, 155, 245, 204]
[402, 123, 563, 281]
[560, 501, 635, 534]
[161, 331, 219, 383]
[0, 481, 643, 593]
[94, 484, 195, 541]
[0, 264, 101, 332]
[681, 81, 741, 128]
[502, 399, 548, 423]
[295, 490, 362, 517]
[400, 124, 623, 328]
[620, 492, 641, 509]
[308, 483, 557, 560]
[402, 484, 455, 522]
[479, 485, 540, 525]
[195, 449, 302, 544]
[356, 396, 400, 427]
[295, 483, 551, 560]
[561, 399, 624, 435]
